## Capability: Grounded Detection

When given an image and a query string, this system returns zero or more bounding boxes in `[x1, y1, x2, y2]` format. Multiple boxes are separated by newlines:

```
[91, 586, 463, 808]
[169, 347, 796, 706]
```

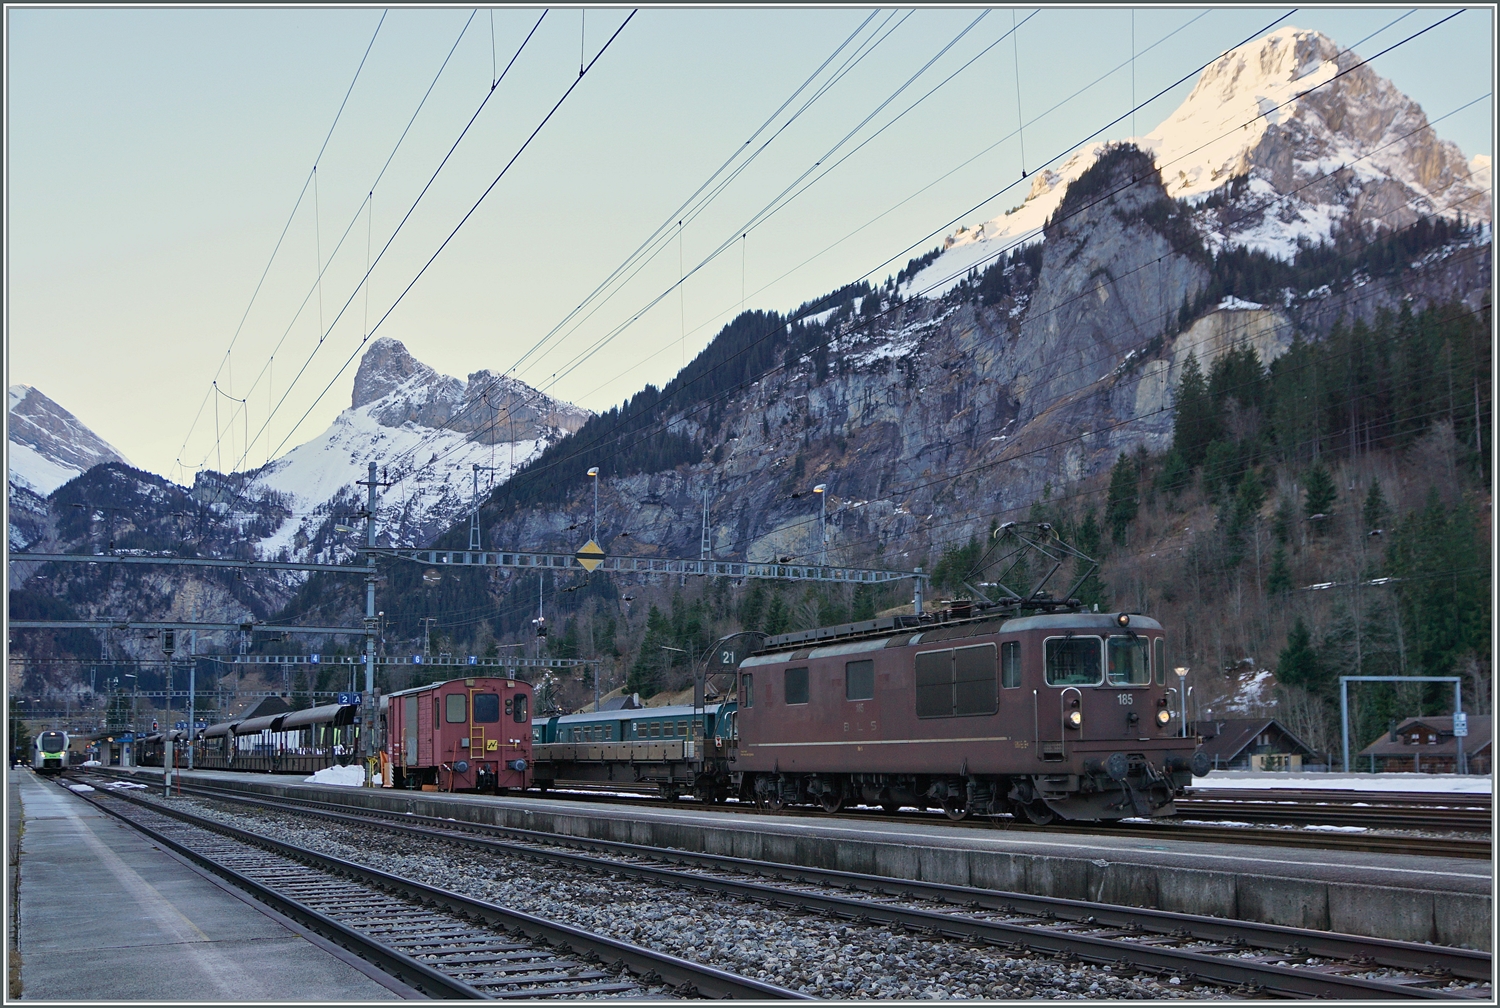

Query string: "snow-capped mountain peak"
[7, 384, 131, 496]
[244, 339, 590, 558]
[910, 26, 1491, 293]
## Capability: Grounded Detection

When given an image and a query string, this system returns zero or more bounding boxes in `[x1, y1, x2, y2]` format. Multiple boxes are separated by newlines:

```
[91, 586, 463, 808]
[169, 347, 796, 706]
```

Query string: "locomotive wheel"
[1020, 800, 1057, 825]
[818, 790, 845, 814]
[941, 796, 970, 822]
[757, 790, 785, 812]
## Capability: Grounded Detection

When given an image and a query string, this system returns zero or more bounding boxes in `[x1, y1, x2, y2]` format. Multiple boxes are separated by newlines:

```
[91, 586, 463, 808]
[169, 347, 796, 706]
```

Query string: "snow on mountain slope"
[245, 338, 589, 557]
[7, 384, 131, 495]
[910, 26, 1492, 293]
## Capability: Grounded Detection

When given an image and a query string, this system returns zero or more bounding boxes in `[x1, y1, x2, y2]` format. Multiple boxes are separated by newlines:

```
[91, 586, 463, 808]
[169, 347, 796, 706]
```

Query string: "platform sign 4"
[1454, 711, 1468, 737]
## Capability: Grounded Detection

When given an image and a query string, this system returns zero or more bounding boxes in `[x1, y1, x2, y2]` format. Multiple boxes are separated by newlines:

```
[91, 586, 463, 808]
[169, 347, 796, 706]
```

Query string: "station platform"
[7, 770, 411, 1001]
[112, 766, 1491, 950]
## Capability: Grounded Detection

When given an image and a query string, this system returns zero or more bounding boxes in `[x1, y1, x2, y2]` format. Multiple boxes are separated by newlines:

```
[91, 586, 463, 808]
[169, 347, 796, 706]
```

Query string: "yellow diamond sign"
[575, 539, 605, 572]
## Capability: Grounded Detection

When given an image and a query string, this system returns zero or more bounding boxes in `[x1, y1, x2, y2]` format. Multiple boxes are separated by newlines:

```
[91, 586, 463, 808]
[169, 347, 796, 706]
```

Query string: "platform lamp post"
[587, 467, 600, 542]
[1174, 667, 1189, 738]
[813, 484, 827, 566]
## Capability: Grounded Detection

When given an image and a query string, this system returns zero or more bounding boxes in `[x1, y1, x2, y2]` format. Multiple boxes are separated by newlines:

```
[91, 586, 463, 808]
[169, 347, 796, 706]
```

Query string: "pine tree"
[1105, 453, 1139, 544]
[1362, 478, 1389, 533]
[1172, 352, 1219, 468]
[1277, 616, 1327, 695]
[1073, 510, 1108, 610]
[1303, 460, 1337, 523]
[1272, 495, 1295, 545]
[1266, 547, 1293, 595]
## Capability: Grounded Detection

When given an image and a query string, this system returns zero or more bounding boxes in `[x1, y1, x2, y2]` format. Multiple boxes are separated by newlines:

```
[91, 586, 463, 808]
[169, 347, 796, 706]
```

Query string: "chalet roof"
[1191, 718, 1321, 762]
[1357, 715, 1491, 757]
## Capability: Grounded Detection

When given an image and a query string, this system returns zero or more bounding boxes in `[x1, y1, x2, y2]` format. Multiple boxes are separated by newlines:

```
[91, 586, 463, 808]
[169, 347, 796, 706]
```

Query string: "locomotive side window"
[1001, 642, 1021, 688]
[513, 695, 528, 723]
[1107, 637, 1151, 685]
[741, 674, 753, 707]
[445, 694, 468, 722]
[915, 650, 952, 718]
[473, 694, 500, 723]
[1153, 638, 1166, 685]
[1045, 637, 1103, 685]
[845, 659, 875, 701]
[915, 646, 997, 716]
[954, 645, 998, 715]
[785, 667, 809, 705]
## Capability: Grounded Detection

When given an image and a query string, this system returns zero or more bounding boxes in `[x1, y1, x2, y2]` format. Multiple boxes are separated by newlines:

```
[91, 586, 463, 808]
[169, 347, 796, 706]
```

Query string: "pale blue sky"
[6, 7, 1492, 480]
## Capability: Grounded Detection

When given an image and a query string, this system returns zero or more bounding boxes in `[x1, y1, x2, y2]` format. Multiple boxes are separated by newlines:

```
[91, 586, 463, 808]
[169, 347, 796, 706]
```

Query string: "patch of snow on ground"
[80, 759, 102, 767]
[1192, 771, 1491, 793]
[1302, 824, 1368, 833]
[1217, 296, 1265, 311]
[65, 784, 95, 792]
[305, 764, 376, 787]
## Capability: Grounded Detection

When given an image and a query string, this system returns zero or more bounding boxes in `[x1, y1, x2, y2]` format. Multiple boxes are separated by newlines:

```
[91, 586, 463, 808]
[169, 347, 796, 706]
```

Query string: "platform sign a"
[337, 692, 363, 706]
[1454, 712, 1468, 737]
[575, 539, 605, 572]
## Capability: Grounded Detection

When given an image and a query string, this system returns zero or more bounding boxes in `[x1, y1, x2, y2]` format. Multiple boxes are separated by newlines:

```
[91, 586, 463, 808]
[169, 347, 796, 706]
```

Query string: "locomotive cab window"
[1045, 637, 1103, 686]
[473, 694, 500, 723]
[741, 674, 753, 707]
[1153, 638, 1166, 685]
[785, 667, 809, 705]
[445, 694, 467, 723]
[846, 659, 874, 701]
[1001, 642, 1021, 688]
[1107, 636, 1151, 686]
[512, 695, 528, 723]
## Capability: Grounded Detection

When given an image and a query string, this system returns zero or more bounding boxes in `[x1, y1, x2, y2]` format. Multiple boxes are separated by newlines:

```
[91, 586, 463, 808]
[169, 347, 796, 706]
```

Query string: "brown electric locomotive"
[385, 676, 534, 792]
[729, 524, 1210, 822]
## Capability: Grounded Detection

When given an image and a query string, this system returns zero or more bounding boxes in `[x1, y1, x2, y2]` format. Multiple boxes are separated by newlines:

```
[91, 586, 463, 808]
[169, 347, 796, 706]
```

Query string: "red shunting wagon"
[386, 676, 533, 792]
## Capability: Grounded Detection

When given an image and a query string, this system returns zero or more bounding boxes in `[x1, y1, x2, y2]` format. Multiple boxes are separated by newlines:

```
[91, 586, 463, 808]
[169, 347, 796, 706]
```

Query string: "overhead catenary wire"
[190, 8, 491, 477]
[173, 10, 388, 483]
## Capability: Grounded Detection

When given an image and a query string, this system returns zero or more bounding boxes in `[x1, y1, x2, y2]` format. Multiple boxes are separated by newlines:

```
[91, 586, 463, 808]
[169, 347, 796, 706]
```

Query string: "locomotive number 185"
[1117, 693, 1134, 705]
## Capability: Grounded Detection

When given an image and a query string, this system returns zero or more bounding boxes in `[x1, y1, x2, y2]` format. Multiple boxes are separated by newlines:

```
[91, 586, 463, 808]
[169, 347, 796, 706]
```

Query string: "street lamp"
[813, 484, 827, 566]
[1174, 667, 1189, 738]
[587, 467, 600, 543]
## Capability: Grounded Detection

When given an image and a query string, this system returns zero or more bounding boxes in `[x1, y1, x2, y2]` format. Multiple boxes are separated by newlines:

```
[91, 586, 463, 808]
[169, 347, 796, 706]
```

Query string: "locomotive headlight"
[1065, 710, 1083, 729]
[1156, 709, 1172, 726]
[1116, 613, 1131, 627]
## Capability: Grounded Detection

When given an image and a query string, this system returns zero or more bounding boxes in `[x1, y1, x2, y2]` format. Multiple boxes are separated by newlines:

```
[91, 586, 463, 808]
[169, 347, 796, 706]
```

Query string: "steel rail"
[1175, 800, 1491, 831]
[1186, 789, 1492, 809]
[492, 783, 1494, 858]
[71, 779, 810, 1000]
[141, 774, 1491, 996]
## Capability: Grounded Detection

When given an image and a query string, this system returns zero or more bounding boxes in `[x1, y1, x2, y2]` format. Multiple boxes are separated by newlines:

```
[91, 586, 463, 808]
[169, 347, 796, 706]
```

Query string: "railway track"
[86, 773, 1492, 1000]
[60, 778, 804, 1000]
[1178, 789, 1492, 831]
[517, 783, 1494, 858]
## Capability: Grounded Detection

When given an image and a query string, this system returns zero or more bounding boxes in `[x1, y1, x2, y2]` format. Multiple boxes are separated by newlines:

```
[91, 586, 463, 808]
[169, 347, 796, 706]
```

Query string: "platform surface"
[9, 770, 404, 1001]
[110, 766, 1494, 948]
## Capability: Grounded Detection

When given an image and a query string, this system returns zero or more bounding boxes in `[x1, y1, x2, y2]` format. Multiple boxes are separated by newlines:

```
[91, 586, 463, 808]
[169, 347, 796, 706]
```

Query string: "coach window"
[785, 667, 809, 705]
[1153, 638, 1166, 685]
[512, 694, 528, 723]
[741, 674, 753, 707]
[1045, 637, 1103, 686]
[445, 693, 467, 723]
[1107, 636, 1151, 685]
[1001, 642, 1021, 688]
[846, 659, 875, 701]
[473, 694, 500, 723]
